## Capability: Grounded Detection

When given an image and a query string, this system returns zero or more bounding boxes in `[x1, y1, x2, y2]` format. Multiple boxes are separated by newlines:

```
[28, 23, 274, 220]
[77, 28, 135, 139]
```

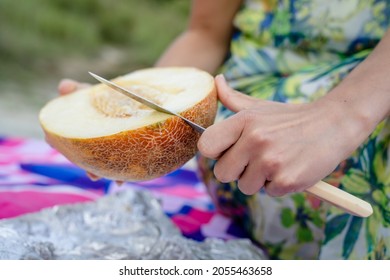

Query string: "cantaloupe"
[39, 67, 217, 181]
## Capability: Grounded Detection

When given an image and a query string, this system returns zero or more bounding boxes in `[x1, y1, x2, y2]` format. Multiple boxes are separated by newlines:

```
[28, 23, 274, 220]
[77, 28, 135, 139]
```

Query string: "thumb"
[215, 74, 261, 112]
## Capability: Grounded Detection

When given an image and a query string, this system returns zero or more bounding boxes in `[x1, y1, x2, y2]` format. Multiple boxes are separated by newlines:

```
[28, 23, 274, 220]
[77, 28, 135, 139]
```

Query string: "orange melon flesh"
[39, 67, 217, 181]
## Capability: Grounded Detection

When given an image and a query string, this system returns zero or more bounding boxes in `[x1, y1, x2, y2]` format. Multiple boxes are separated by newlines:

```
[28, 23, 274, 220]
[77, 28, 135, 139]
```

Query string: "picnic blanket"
[0, 136, 248, 242]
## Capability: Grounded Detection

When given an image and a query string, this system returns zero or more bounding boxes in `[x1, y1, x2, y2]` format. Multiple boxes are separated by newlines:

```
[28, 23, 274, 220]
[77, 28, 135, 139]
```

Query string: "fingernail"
[86, 171, 100, 181]
[59, 79, 76, 93]
[216, 74, 226, 82]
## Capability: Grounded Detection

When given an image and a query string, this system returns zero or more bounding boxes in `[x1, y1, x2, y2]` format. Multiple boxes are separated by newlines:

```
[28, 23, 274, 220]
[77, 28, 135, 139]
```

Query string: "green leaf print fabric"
[197, 0, 390, 259]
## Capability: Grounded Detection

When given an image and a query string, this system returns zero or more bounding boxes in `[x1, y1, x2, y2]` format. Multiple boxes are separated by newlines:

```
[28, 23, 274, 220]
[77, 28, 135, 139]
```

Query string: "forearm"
[321, 30, 390, 148]
[155, 0, 242, 75]
[155, 29, 229, 74]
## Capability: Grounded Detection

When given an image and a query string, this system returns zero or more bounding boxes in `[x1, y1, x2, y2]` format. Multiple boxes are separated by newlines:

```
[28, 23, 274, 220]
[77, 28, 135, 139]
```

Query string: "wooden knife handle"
[305, 180, 373, 217]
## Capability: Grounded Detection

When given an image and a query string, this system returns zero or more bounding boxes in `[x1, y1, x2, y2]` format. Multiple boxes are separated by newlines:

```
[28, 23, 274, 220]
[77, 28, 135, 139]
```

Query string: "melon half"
[39, 67, 217, 181]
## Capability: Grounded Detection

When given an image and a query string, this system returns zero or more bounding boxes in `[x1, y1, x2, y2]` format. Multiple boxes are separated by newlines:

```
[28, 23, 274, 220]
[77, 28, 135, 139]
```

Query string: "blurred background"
[0, 0, 190, 139]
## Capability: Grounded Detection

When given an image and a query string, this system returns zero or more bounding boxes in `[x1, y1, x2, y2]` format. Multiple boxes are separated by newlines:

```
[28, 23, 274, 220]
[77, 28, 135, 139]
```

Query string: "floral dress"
[197, 0, 390, 259]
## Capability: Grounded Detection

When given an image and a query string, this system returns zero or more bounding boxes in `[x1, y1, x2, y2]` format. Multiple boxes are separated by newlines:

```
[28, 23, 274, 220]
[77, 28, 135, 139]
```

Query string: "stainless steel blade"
[89, 72, 205, 133]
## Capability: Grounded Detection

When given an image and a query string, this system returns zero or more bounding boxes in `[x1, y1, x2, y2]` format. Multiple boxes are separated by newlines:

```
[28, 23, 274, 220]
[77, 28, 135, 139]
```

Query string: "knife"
[89, 72, 205, 133]
[89, 72, 373, 218]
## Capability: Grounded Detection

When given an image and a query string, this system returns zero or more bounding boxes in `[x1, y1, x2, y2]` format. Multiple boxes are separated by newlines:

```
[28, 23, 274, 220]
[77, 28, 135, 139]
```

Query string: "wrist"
[314, 88, 375, 159]
[325, 70, 389, 127]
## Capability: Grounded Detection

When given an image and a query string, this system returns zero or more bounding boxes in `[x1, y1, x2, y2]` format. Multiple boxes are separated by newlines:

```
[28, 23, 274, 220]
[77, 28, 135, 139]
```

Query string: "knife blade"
[89, 72, 205, 133]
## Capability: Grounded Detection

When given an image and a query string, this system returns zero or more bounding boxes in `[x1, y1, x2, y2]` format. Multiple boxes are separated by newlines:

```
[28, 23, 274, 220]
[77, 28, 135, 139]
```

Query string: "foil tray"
[0, 189, 266, 259]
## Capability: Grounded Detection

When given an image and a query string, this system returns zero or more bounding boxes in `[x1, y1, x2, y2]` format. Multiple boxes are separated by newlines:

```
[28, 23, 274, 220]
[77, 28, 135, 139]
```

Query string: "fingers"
[203, 75, 275, 160]
[213, 138, 266, 195]
[213, 146, 268, 195]
[236, 161, 267, 195]
[215, 74, 262, 112]
[86, 171, 101, 181]
[197, 112, 244, 159]
[265, 179, 295, 197]
[265, 174, 307, 197]
[213, 137, 249, 183]
[198, 101, 268, 195]
[58, 79, 76, 95]
[58, 79, 91, 96]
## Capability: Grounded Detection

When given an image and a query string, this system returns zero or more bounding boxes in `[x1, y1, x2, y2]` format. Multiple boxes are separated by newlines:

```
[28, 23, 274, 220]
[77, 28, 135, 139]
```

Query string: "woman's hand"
[198, 75, 363, 197]
[58, 79, 90, 96]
